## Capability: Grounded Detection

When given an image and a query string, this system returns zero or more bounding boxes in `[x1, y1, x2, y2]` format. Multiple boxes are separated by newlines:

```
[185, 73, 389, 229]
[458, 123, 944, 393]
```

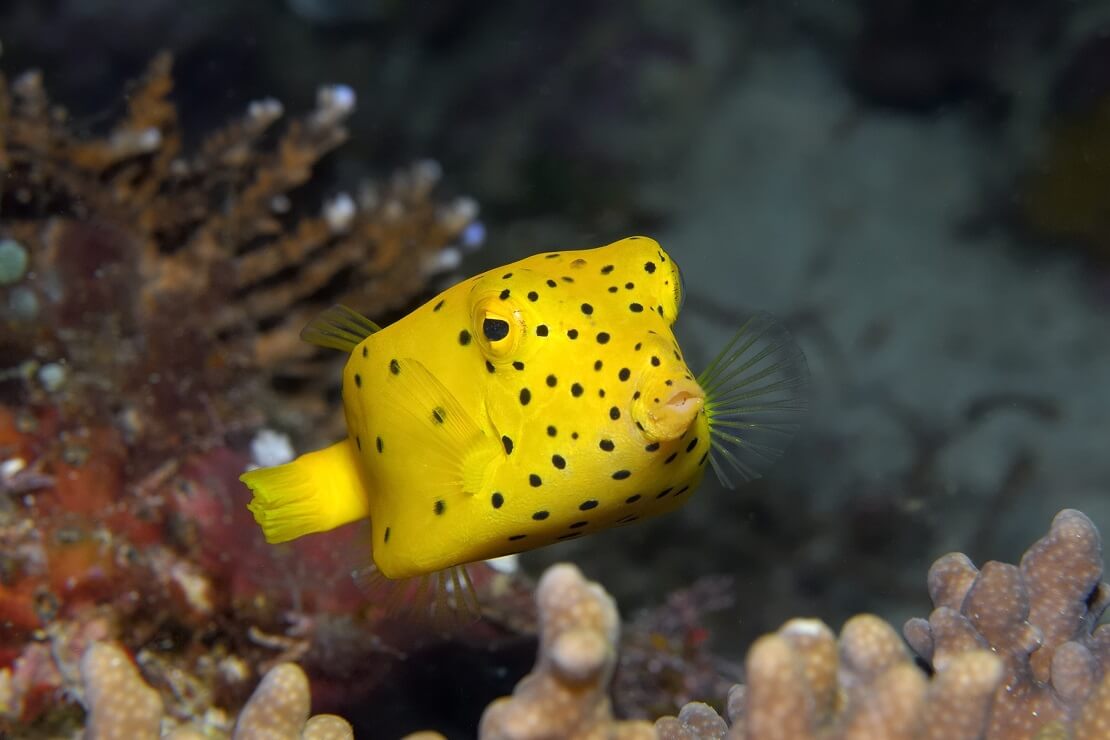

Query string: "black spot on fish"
[579, 500, 598, 511]
[601, 264, 614, 274]
[608, 286, 618, 293]
[354, 373, 362, 388]
[362, 346, 368, 358]
[390, 359, 400, 375]
[625, 494, 641, 504]
[547, 425, 557, 437]
[433, 299, 445, 312]
[686, 437, 698, 452]
[513, 361, 525, 371]
[546, 374, 557, 387]
[552, 454, 566, 469]
[594, 360, 603, 371]
[629, 303, 644, 313]
[529, 474, 542, 487]
[486, 360, 496, 374]
[432, 407, 446, 424]
[528, 291, 539, 302]
[664, 452, 678, 464]
[459, 329, 472, 346]
[376, 436, 383, 453]
[599, 439, 615, 452]
[503, 272, 513, 278]
[625, 282, 635, 290]
[562, 276, 574, 283]
[571, 383, 584, 397]
[598, 388, 606, 398]
[509, 534, 526, 541]
[674, 350, 682, 361]
[619, 368, 631, 382]
[633, 391, 641, 400]
[384, 527, 390, 543]
[651, 355, 661, 366]
[545, 253, 560, 259]
[612, 470, 631, 480]
[536, 324, 549, 337]
[581, 303, 594, 315]
[699, 451, 708, 465]
[597, 332, 610, 344]
[617, 515, 638, 524]
[634, 342, 642, 351]
[532, 510, 549, 520]
[569, 521, 589, 529]
[499, 288, 511, 300]
[676, 486, 690, 495]
[558, 533, 583, 540]
[356, 436, 361, 451]
[645, 442, 660, 452]
[434, 499, 446, 515]
[502, 436, 514, 455]
[571, 258, 587, 268]
[491, 492, 504, 508]
[520, 388, 532, 405]
[572, 432, 580, 439]
[567, 329, 579, 340]
[644, 261, 656, 273]
[655, 488, 673, 499]
[546, 279, 557, 288]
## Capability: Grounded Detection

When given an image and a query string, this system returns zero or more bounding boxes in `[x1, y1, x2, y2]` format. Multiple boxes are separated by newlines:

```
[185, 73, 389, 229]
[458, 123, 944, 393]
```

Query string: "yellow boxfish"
[241, 237, 807, 611]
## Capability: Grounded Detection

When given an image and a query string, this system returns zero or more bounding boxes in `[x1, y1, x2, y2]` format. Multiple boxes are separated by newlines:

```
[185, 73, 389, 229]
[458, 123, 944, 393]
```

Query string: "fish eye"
[483, 317, 510, 342]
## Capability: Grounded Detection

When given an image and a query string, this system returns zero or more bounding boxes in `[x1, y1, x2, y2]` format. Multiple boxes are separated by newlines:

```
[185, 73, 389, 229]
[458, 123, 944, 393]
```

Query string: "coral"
[903, 508, 1110, 738]
[78, 641, 353, 739]
[0, 53, 480, 467]
[490, 510, 1108, 740]
[480, 563, 655, 740]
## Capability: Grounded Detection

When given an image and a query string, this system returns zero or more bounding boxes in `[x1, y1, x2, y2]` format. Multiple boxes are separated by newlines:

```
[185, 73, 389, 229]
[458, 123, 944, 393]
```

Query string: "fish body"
[242, 237, 806, 591]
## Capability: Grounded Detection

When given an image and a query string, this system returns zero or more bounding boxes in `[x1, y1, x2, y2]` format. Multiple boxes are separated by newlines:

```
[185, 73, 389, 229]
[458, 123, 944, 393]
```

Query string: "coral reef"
[80, 640, 353, 739]
[0, 53, 480, 465]
[479, 563, 655, 740]
[26, 509, 1105, 737]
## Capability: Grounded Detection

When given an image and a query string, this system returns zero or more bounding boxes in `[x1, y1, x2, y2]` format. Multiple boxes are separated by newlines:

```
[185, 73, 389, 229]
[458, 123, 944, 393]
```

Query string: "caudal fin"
[241, 439, 370, 543]
[699, 312, 809, 488]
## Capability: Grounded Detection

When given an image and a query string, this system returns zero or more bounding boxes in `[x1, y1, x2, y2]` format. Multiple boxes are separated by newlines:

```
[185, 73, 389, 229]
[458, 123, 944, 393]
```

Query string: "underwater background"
[1, 1, 1108, 738]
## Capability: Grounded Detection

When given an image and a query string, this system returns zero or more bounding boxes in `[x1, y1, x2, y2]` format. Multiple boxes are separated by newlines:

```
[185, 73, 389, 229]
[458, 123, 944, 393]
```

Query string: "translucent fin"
[300, 304, 382, 352]
[241, 439, 370, 543]
[353, 562, 483, 629]
[698, 312, 809, 489]
[376, 357, 497, 497]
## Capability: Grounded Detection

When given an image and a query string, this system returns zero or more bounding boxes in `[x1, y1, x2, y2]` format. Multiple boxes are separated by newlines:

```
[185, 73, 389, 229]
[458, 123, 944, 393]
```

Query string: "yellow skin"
[244, 237, 711, 580]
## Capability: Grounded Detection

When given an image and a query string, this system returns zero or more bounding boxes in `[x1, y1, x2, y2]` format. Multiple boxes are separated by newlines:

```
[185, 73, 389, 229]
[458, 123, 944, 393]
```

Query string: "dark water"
[1, 1, 1107, 736]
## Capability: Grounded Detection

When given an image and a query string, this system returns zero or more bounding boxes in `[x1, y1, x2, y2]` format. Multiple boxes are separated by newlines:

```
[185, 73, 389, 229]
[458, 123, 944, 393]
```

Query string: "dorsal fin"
[300, 304, 382, 352]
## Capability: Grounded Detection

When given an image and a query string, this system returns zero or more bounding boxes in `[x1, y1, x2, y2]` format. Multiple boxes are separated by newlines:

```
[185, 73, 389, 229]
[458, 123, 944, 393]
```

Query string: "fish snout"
[631, 365, 705, 442]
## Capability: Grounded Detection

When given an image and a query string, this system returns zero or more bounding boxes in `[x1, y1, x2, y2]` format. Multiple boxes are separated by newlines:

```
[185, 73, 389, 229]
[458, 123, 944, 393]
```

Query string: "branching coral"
[480, 563, 655, 740]
[79, 641, 353, 739]
[0, 53, 480, 466]
[488, 510, 1108, 740]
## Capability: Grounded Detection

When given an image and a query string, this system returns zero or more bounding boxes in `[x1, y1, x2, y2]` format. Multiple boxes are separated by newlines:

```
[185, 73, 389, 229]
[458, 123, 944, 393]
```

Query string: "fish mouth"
[632, 375, 705, 442]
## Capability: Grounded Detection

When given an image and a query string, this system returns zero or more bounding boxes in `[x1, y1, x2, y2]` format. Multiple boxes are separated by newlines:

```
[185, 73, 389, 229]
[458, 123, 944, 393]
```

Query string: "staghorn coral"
[480, 563, 655, 740]
[79, 641, 353, 739]
[0, 53, 480, 467]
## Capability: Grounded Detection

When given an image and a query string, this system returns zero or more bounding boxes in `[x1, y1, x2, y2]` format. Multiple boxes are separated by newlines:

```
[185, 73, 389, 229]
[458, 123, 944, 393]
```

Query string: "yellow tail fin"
[241, 439, 371, 544]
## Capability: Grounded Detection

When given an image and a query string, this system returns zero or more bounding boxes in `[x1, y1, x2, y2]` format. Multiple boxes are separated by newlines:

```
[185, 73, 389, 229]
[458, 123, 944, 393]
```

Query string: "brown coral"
[904, 508, 1110, 739]
[0, 53, 479, 468]
[480, 563, 655, 740]
[78, 641, 353, 739]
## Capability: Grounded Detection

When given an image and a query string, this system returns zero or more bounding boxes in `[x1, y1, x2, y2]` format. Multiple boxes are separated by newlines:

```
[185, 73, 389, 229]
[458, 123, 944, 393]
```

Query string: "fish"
[240, 236, 808, 614]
